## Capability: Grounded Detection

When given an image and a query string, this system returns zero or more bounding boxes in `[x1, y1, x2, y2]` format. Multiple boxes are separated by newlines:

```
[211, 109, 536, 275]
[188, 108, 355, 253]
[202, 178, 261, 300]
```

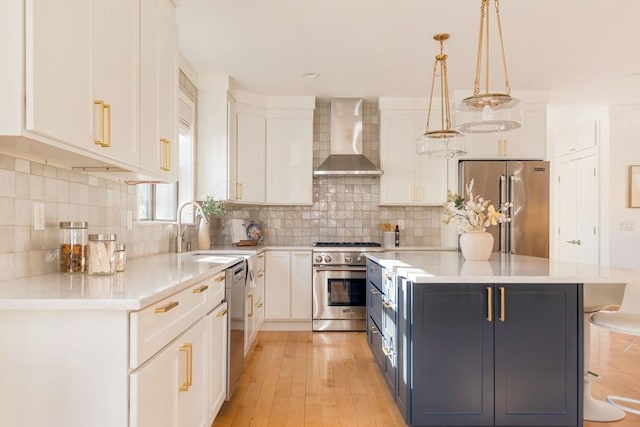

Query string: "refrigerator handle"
[509, 175, 516, 254]
[499, 175, 507, 253]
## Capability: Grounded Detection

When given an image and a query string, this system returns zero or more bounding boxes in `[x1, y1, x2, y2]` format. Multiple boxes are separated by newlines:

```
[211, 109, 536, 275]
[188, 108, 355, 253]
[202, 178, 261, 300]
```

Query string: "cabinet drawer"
[368, 281, 383, 330]
[130, 281, 210, 369]
[367, 261, 383, 291]
[206, 271, 226, 311]
[367, 317, 384, 371]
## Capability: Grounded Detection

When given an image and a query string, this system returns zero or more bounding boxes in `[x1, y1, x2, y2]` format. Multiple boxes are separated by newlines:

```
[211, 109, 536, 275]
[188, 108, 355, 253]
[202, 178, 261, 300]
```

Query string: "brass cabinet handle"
[382, 301, 393, 309]
[257, 271, 264, 278]
[103, 103, 111, 147]
[382, 346, 393, 357]
[236, 182, 244, 199]
[192, 285, 208, 294]
[93, 100, 105, 145]
[486, 287, 493, 322]
[179, 343, 192, 391]
[214, 276, 225, 282]
[248, 294, 254, 317]
[216, 308, 228, 318]
[258, 255, 265, 259]
[256, 302, 264, 308]
[499, 287, 506, 322]
[154, 301, 179, 313]
[370, 325, 379, 334]
[370, 265, 379, 271]
[160, 138, 171, 171]
[370, 288, 378, 295]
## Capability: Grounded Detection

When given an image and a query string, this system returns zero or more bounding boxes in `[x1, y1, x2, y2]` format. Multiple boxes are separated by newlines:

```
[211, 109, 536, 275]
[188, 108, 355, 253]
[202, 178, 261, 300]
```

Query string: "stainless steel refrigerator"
[459, 160, 550, 258]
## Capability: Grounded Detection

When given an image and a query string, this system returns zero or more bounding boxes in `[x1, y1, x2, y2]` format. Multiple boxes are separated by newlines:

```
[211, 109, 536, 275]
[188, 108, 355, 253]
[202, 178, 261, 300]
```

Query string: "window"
[137, 89, 196, 222]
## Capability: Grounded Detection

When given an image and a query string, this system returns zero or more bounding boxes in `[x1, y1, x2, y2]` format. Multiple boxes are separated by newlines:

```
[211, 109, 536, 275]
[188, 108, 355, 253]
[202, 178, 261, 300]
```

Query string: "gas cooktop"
[312, 241, 382, 248]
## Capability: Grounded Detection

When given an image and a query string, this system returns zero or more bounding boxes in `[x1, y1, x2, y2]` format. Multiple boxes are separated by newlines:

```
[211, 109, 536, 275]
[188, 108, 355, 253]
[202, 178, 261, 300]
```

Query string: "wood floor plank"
[213, 328, 638, 427]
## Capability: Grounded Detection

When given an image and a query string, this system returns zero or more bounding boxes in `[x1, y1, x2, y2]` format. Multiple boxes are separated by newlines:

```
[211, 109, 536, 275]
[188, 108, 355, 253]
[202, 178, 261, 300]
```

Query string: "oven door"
[312, 266, 366, 322]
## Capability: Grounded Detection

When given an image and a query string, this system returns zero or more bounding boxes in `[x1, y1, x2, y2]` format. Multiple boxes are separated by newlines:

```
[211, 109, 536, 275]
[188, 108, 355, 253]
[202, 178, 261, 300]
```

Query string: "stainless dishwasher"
[225, 259, 247, 400]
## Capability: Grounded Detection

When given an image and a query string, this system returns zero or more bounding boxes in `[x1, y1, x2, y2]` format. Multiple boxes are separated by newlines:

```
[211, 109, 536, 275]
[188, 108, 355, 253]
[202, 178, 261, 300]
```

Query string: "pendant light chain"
[494, 0, 512, 95]
[473, 0, 486, 97]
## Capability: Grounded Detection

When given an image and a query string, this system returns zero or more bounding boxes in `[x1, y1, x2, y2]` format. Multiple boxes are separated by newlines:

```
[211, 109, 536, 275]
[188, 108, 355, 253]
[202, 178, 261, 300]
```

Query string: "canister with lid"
[87, 234, 117, 275]
[59, 221, 88, 273]
[115, 244, 126, 272]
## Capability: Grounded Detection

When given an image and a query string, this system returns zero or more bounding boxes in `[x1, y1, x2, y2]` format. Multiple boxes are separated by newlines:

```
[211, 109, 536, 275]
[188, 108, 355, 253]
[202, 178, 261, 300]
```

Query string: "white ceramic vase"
[197, 219, 211, 250]
[459, 229, 494, 261]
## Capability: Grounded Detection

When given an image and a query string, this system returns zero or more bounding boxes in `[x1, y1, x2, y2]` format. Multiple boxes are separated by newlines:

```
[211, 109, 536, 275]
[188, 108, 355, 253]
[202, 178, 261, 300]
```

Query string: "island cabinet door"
[493, 284, 581, 427]
[411, 284, 494, 426]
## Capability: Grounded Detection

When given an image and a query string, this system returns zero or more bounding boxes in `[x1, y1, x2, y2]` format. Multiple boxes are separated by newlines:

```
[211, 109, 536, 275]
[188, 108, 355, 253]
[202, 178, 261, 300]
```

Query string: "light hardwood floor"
[212, 328, 639, 427]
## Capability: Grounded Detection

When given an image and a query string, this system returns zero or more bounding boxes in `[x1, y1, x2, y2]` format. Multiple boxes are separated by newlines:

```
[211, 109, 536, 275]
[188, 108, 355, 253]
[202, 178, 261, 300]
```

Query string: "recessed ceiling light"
[302, 72, 320, 79]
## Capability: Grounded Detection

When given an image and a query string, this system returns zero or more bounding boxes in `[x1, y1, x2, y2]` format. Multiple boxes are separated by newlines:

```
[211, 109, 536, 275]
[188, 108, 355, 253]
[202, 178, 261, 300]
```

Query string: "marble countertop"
[366, 251, 639, 285]
[0, 252, 247, 311]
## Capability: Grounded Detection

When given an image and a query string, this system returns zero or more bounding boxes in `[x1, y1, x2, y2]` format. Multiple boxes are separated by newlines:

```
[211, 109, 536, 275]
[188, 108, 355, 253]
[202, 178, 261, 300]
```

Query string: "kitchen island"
[365, 251, 633, 427]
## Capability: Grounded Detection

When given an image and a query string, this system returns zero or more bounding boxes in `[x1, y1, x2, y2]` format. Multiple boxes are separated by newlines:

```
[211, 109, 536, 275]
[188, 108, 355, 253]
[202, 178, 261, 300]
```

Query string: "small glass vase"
[197, 218, 211, 250]
[459, 229, 494, 261]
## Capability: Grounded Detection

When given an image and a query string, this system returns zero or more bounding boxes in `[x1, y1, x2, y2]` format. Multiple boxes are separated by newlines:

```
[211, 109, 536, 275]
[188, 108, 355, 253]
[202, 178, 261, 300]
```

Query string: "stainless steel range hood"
[314, 98, 382, 176]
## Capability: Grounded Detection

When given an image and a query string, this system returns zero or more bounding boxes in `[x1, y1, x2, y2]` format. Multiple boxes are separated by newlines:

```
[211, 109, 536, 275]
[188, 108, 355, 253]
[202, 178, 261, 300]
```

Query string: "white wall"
[608, 105, 640, 268]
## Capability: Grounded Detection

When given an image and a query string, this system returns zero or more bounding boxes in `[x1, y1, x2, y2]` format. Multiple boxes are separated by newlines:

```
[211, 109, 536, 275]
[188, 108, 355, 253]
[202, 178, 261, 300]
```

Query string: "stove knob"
[356, 256, 363, 263]
[314, 255, 323, 263]
[324, 255, 332, 263]
[344, 256, 353, 263]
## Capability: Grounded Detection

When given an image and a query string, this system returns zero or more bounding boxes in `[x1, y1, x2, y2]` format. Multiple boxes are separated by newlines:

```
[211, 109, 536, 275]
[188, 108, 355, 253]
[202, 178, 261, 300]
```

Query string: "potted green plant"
[197, 195, 225, 249]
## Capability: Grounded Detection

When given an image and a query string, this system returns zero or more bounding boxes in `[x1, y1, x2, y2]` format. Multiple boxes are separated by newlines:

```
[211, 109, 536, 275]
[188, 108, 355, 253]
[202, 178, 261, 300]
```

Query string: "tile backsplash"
[0, 154, 174, 282]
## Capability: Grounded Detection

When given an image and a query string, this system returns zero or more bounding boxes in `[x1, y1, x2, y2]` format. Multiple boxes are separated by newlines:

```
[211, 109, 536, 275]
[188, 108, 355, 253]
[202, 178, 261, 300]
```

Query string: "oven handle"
[313, 266, 367, 272]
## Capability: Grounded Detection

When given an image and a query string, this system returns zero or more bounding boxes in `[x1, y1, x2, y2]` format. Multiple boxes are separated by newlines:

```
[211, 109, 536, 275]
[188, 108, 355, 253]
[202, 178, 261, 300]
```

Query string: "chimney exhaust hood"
[313, 98, 382, 176]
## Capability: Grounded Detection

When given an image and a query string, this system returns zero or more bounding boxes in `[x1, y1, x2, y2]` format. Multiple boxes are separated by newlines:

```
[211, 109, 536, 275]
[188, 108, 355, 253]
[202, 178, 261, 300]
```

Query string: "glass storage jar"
[87, 234, 117, 275]
[115, 244, 126, 272]
[59, 221, 88, 273]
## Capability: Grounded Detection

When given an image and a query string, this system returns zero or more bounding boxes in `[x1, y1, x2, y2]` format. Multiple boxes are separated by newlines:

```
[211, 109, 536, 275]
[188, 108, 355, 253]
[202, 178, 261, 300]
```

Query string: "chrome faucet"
[176, 201, 209, 253]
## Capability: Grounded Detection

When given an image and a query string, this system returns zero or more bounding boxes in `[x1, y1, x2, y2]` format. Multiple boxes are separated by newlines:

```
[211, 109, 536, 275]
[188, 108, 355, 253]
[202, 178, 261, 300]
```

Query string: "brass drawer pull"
[486, 287, 493, 322]
[216, 309, 228, 318]
[214, 276, 225, 282]
[178, 343, 192, 391]
[154, 301, 179, 313]
[192, 285, 208, 294]
[370, 288, 378, 295]
[499, 287, 506, 322]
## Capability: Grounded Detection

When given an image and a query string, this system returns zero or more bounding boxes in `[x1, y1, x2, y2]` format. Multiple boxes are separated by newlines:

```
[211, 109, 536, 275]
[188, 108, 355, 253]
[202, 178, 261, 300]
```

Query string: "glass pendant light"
[454, 0, 522, 133]
[416, 33, 466, 158]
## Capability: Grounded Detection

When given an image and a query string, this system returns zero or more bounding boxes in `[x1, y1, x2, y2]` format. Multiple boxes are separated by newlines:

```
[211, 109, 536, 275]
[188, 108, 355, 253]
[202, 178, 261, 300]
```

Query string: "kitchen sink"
[183, 253, 243, 264]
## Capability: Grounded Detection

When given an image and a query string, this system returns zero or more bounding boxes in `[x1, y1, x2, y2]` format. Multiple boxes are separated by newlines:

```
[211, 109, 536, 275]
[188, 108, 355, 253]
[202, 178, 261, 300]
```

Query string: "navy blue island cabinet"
[365, 260, 584, 427]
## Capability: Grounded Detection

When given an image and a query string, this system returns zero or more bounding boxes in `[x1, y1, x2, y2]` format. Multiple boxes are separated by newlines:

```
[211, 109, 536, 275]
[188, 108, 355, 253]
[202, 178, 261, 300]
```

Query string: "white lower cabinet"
[265, 250, 312, 322]
[0, 270, 229, 427]
[130, 317, 208, 427]
[208, 302, 228, 422]
[245, 253, 265, 354]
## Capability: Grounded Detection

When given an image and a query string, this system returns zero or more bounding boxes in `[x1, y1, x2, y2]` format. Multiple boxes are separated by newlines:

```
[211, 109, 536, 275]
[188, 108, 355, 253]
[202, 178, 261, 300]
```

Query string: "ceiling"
[176, 0, 640, 104]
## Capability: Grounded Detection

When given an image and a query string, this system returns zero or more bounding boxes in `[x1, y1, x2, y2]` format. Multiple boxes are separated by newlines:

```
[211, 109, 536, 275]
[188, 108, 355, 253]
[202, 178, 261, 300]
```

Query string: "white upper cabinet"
[26, 0, 139, 167]
[235, 100, 266, 204]
[379, 99, 448, 206]
[553, 117, 599, 158]
[457, 103, 547, 160]
[140, 0, 178, 181]
[266, 98, 315, 205]
[24, 0, 92, 150]
[1, 0, 181, 180]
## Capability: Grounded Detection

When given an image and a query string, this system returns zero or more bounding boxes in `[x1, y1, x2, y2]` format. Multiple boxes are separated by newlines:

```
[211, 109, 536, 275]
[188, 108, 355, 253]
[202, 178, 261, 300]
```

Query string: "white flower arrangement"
[443, 179, 510, 234]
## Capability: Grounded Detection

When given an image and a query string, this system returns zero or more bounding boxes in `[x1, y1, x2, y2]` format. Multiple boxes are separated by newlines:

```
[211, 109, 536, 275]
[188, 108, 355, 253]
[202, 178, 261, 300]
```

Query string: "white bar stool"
[590, 281, 640, 418]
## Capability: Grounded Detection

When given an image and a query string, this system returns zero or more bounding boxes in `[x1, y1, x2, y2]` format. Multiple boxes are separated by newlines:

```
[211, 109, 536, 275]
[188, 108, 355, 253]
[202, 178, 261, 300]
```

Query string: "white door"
[25, 0, 92, 147]
[558, 155, 598, 264]
[265, 251, 291, 319]
[266, 117, 313, 204]
[178, 318, 209, 427]
[208, 302, 228, 421]
[236, 104, 266, 203]
[290, 251, 312, 320]
[91, 0, 139, 165]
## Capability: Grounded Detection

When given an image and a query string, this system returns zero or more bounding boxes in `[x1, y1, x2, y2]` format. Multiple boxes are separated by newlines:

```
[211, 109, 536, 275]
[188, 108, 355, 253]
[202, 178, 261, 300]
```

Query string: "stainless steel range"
[312, 242, 383, 331]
